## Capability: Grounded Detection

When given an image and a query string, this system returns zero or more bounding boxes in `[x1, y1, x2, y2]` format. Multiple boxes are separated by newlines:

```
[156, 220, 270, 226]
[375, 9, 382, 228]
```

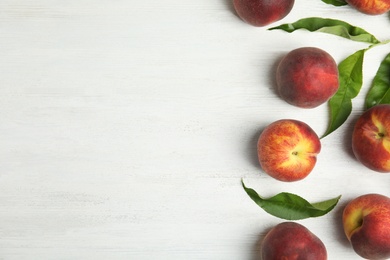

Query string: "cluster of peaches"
[233, 0, 390, 259]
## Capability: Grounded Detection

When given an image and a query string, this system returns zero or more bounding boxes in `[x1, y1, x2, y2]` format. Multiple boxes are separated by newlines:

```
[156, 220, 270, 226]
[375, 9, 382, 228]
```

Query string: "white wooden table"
[1, 1, 389, 259]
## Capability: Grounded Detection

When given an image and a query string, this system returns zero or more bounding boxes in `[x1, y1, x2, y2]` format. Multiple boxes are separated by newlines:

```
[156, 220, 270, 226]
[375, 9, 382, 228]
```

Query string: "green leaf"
[321, 0, 348, 6]
[241, 180, 341, 220]
[365, 52, 390, 109]
[322, 49, 366, 138]
[269, 17, 380, 44]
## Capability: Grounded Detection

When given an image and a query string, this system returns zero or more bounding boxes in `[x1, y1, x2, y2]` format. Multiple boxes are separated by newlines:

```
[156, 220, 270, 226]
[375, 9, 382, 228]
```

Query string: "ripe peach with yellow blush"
[346, 0, 390, 15]
[257, 119, 321, 182]
[343, 193, 390, 259]
[352, 104, 390, 173]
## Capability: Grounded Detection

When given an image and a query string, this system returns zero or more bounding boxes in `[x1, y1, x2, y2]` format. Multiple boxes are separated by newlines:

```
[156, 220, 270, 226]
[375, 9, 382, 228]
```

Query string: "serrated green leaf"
[241, 180, 341, 220]
[322, 49, 366, 138]
[321, 0, 348, 6]
[269, 17, 380, 44]
[365, 52, 390, 109]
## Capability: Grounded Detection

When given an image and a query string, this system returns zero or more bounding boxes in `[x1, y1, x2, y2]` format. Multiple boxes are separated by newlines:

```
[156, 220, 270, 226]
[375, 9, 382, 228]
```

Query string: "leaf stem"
[367, 39, 390, 51]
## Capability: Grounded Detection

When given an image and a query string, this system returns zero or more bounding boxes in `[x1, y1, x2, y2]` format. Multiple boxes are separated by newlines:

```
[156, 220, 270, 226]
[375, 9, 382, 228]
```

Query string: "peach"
[276, 47, 339, 108]
[233, 0, 295, 27]
[257, 119, 321, 182]
[261, 222, 327, 260]
[352, 104, 390, 173]
[346, 0, 390, 15]
[343, 193, 390, 259]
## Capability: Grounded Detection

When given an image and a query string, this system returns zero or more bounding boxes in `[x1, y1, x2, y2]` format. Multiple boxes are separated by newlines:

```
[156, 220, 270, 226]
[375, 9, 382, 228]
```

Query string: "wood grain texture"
[0, 0, 390, 259]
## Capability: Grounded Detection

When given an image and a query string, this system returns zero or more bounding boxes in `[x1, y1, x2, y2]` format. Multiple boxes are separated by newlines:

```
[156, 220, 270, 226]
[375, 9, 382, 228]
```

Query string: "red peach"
[233, 0, 295, 27]
[261, 222, 327, 260]
[257, 119, 321, 182]
[346, 0, 390, 15]
[343, 193, 390, 259]
[276, 47, 339, 109]
[352, 104, 390, 173]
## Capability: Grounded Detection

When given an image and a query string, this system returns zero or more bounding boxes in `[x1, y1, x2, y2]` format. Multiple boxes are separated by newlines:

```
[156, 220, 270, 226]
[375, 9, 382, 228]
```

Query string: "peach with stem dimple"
[257, 119, 321, 182]
[352, 104, 390, 173]
[343, 193, 390, 259]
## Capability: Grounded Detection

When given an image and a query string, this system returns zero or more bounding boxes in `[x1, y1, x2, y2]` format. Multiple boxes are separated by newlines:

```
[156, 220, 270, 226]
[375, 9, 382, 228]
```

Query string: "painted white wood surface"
[1, 1, 390, 259]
